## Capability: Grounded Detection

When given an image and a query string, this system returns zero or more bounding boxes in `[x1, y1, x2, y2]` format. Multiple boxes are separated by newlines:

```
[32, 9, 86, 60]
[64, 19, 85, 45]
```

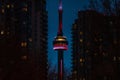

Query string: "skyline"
[47, 0, 89, 71]
[0, 0, 119, 79]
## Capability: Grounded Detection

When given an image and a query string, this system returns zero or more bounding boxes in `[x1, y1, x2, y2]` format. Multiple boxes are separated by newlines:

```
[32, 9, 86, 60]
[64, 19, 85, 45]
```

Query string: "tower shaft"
[58, 50, 64, 80]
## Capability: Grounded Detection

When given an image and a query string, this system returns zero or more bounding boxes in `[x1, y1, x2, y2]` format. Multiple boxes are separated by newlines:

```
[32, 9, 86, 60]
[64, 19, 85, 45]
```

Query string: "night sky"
[46, 0, 89, 71]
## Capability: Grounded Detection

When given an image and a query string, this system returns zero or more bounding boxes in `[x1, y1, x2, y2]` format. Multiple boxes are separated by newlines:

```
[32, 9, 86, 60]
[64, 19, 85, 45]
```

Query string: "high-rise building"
[71, 10, 120, 80]
[0, 0, 48, 80]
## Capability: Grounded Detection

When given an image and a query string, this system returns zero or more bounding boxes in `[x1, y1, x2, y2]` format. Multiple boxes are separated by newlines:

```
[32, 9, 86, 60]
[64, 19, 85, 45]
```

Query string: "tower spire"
[58, 0, 63, 36]
[59, 0, 62, 10]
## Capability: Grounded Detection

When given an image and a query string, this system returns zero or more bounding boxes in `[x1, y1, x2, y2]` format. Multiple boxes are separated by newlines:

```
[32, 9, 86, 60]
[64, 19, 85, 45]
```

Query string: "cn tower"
[53, 0, 68, 80]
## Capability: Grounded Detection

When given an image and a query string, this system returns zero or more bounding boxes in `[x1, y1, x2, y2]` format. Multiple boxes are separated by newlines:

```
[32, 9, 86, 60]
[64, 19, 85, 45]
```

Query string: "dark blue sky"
[46, 0, 89, 71]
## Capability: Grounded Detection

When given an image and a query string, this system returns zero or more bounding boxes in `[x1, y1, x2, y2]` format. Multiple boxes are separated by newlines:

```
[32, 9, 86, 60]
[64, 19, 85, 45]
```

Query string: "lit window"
[2, 9, 5, 13]
[21, 42, 27, 47]
[7, 5, 10, 8]
[80, 58, 83, 62]
[1, 30, 4, 35]
[22, 7, 28, 12]
[21, 55, 27, 60]
[80, 39, 83, 43]
[29, 38, 32, 42]
[83, 78, 85, 80]
[113, 56, 116, 61]
[80, 58, 85, 63]
[80, 32, 83, 35]
[103, 52, 106, 56]
[74, 71, 77, 74]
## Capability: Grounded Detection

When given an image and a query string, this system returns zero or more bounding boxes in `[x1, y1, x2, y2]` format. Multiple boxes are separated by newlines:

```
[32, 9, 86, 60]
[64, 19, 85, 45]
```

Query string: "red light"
[53, 44, 68, 50]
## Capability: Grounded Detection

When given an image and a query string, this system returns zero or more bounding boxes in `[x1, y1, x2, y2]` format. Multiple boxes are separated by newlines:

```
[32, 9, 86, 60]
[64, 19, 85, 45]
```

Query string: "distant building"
[71, 10, 120, 80]
[0, 0, 48, 80]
